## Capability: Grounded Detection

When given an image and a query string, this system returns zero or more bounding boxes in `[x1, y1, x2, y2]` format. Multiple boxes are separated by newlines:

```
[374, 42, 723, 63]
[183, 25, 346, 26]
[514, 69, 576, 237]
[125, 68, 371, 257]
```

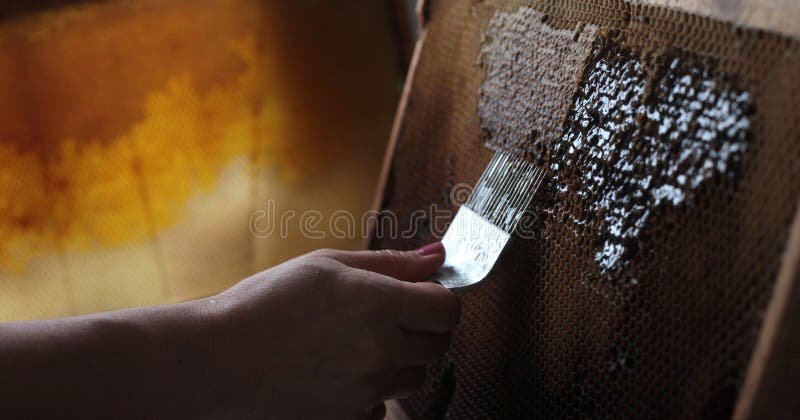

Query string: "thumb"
[322, 242, 445, 282]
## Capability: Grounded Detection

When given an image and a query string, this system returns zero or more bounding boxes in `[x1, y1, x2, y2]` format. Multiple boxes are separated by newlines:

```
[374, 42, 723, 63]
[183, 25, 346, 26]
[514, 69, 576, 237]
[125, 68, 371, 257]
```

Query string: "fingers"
[319, 243, 445, 283]
[394, 281, 461, 333]
[310, 244, 459, 332]
[343, 265, 460, 334]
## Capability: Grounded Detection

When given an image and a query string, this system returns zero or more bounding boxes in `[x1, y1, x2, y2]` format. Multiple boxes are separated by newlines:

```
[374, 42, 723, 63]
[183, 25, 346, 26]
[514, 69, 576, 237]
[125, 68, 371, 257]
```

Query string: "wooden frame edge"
[735, 198, 800, 419]
[364, 20, 428, 250]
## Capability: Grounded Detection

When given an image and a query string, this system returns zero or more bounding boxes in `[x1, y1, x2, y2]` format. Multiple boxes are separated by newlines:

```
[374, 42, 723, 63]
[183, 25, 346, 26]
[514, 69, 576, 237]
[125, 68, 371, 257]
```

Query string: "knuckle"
[290, 255, 348, 289]
[313, 254, 345, 271]
[309, 248, 338, 260]
[375, 249, 405, 272]
[293, 259, 328, 277]
[338, 265, 368, 282]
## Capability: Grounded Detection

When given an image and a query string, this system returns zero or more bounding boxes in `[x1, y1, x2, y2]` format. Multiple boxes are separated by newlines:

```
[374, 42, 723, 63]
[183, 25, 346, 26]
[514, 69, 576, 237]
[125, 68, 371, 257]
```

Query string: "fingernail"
[417, 241, 444, 256]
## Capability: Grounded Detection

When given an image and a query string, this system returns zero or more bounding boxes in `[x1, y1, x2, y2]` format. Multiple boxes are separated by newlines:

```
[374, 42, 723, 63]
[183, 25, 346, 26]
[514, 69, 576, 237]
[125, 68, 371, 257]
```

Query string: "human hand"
[205, 243, 459, 419]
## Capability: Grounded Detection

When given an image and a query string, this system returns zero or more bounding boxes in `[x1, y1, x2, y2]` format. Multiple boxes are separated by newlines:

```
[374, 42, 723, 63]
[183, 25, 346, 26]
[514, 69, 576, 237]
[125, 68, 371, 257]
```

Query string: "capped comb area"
[549, 38, 753, 273]
[373, 0, 800, 418]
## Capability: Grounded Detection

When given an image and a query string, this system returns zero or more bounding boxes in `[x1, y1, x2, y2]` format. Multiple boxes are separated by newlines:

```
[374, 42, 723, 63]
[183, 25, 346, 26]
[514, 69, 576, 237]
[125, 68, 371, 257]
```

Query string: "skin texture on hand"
[0, 244, 459, 419]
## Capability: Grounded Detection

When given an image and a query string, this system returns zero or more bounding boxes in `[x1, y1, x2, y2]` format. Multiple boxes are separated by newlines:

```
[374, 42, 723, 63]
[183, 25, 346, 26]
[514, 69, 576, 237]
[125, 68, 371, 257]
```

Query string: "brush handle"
[433, 207, 510, 291]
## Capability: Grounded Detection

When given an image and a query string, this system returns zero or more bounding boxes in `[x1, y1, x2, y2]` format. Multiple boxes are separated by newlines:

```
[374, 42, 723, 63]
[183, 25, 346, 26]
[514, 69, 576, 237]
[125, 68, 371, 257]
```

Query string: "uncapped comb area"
[372, 0, 800, 418]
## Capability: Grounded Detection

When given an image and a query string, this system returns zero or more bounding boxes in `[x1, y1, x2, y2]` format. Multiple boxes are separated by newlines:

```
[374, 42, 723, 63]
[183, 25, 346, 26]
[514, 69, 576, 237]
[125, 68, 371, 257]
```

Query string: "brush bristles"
[465, 151, 546, 233]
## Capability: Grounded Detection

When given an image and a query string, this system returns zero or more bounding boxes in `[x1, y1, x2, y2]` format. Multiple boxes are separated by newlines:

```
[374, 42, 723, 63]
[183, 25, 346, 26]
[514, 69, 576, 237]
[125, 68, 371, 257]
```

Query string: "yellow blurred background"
[0, 0, 407, 320]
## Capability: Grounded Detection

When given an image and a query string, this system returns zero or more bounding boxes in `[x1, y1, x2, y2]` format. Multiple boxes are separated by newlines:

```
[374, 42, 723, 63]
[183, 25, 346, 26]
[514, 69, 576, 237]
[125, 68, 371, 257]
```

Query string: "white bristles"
[465, 151, 546, 233]
[436, 150, 546, 290]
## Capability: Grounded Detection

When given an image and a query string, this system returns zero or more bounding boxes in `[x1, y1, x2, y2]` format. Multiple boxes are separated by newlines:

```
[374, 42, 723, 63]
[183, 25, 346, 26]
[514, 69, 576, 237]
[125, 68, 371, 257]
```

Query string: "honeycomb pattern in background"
[373, 0, 800, 418]
[550, 37, 752, 274]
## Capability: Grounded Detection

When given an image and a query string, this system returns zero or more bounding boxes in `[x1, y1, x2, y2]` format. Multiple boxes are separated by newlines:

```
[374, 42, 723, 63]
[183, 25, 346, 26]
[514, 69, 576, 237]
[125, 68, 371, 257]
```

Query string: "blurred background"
[0, 0, 418, 321]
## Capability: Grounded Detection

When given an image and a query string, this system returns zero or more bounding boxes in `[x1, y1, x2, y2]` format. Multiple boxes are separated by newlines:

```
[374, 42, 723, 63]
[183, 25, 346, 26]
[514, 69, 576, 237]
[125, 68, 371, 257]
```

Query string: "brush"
[434, 150, 546, 290]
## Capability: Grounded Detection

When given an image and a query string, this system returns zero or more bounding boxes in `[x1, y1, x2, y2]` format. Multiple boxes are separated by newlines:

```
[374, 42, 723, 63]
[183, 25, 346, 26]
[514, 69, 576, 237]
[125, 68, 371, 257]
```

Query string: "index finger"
[392, 281, 461, 333]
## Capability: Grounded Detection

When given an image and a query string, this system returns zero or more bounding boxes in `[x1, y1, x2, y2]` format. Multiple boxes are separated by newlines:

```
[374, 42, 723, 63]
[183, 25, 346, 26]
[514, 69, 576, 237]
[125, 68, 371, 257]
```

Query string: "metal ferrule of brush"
[435, 151, 545, 290]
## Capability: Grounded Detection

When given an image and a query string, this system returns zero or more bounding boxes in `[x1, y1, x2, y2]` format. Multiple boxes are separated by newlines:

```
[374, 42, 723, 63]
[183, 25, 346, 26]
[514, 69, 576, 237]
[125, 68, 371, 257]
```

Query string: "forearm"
[0, 299, 224, 419]
[0, 245, 459, 419]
